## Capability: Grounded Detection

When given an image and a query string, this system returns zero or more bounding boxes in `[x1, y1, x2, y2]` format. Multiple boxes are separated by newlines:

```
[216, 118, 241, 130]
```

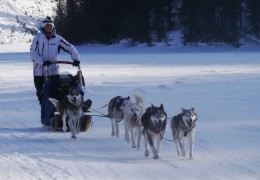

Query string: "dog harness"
[148, 116, 167, 133]
[174, 113, 197, 137]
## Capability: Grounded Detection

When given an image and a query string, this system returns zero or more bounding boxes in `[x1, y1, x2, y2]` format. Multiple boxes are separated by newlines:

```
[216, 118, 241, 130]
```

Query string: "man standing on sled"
[30, 16, 80, 103]
[30, 16, 92, 127]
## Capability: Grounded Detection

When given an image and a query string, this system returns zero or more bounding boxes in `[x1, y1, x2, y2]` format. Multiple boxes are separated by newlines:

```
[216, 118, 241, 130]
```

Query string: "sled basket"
[80, 112, 92, 132]
[41, 60, 90, 131]
[52, 112, 92, 132]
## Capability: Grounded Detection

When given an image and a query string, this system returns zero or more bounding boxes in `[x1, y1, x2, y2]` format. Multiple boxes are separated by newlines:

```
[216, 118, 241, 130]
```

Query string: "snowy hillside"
[0, 0, 57, 44]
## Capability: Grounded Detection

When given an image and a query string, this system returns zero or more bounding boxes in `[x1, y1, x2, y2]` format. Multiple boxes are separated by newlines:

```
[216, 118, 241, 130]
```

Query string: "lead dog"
[49, 88, 83, 139]
[123, 94, 145, 149]
[141, 104, 167, 159]
[170, 108, 197, 159]
[108, 96, 130, 138]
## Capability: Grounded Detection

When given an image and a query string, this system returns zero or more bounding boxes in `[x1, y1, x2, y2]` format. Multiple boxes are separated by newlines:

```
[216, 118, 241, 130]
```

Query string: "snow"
[0, 43, 260, 179]
[1, 0, 260, 179]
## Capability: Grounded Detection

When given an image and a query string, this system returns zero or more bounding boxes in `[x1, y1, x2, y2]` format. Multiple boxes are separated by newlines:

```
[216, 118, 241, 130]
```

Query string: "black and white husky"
[123, 94, 145, 149]
[49, 88, 83, 139]
[170, 108, 197, 159]
[108, 96, 130, 138]
[141, 104, 167, 159]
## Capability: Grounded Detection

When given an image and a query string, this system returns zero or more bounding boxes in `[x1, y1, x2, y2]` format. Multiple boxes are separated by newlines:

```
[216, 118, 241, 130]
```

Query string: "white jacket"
[30, 33, 80, 76]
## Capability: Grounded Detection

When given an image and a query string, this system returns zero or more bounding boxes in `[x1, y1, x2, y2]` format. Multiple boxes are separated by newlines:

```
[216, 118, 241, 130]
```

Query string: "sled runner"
[40, 61, 92, 132]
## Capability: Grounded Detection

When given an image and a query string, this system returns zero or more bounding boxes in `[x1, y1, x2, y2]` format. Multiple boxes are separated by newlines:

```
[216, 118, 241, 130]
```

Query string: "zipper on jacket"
[42, 42, 45, 56]
[47, 41, 50, 61]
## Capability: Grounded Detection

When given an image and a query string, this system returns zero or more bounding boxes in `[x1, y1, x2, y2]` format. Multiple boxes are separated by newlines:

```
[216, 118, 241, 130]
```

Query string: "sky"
[1, 0, 260, 179]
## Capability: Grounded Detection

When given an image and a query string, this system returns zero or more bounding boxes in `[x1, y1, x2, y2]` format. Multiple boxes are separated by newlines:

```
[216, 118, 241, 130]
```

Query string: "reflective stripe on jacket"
[30, 33, 80, 76]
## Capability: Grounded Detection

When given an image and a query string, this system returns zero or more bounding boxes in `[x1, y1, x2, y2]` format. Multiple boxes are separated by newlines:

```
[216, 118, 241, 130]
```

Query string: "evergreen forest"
[55, 0, 260, 46]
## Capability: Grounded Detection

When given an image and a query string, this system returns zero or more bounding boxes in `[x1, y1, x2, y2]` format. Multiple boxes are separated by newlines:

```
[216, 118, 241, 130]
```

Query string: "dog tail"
[49, 98, 61, 112]
[133, 94, 144, 106]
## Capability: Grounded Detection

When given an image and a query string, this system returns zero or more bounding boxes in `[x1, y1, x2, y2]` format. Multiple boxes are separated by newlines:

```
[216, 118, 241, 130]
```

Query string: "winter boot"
[83, 99, 92, 112]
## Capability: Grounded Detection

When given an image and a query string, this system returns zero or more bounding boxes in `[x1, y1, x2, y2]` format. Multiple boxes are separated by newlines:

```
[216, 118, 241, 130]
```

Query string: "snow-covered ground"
[1, 0, 260, 179]
[0, 43, 259, 179]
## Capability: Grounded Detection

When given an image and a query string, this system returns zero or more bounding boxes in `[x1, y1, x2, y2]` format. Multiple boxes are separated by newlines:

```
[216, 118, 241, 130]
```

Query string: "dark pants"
[49, 75, 61, 100]
[34, 75, 62, 103]
[40, 75, 60, 126]
[40, 75, 84, 126]
[34, 76, 45, 103]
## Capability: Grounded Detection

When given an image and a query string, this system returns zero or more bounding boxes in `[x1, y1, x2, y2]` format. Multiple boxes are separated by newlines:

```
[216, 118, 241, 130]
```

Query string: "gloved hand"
[72, 59, 80, 67]
[43, 60, 51, 67]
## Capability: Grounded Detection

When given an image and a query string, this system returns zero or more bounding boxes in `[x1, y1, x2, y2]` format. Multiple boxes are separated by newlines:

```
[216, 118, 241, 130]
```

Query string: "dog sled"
[40, 60, 92, 132]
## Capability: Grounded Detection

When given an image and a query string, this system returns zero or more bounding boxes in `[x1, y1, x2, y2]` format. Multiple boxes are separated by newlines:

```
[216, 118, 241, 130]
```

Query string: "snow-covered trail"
[0, 50, 260, 179]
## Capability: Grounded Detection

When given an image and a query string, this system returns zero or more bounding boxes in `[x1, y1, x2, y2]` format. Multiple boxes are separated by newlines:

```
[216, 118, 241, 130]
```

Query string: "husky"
[170, 108, 197, 159]
[49, 88, 83, 139]
[108, 96, 130, 138]
[123, 94, 145, 149]
[141, 104, 167, 159]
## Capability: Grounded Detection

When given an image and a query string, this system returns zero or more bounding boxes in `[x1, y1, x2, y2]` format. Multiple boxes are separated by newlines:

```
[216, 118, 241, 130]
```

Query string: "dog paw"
[125, 136, 130, 142]
[132, 144, 136, 148]
[144, 150, 149, 157]
[111, 131, 115, 137]
[62, 127, 67, 132]
[153, 155, 159, 159]
[189, 154, 194, 160]
[177, 151, 181, 156]
[71, 135, 76, 139]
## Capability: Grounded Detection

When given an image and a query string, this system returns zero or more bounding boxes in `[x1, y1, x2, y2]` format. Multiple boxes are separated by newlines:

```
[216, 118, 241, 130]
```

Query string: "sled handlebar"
[43, 60, 85, 86]
[43, 60, 79, 65]
[43, 60, 81, 69]
[55, 61, 81, 71]
[55, 61, 72, 65]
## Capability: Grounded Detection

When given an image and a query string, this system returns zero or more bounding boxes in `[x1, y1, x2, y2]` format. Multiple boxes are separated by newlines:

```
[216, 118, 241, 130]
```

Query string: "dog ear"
[127, 96, 130, 100]
[191, 107, 195, 111]
[181, 108, 185, 112]
[150, 104, 154, 111]
[160, 103, 164, 109]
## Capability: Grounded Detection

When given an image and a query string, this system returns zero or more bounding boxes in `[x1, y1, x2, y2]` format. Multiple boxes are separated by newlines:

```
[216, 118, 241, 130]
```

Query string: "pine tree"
[215, 0, 240, 45]
[246, 0, 260, 38]
[179, 0, 201, 43]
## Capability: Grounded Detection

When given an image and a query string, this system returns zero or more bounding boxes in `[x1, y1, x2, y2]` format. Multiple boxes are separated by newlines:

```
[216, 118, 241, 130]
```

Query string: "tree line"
[55, 0, 260, 46]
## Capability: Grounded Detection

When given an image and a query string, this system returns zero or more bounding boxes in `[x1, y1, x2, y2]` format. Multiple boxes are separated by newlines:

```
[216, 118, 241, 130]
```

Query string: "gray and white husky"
[108, 96, 130, 138]
[141, 104, 167, 159]
[123, 94, 145, 149]
[170, 108, 197, 159]
[49, 88, 83, 139]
